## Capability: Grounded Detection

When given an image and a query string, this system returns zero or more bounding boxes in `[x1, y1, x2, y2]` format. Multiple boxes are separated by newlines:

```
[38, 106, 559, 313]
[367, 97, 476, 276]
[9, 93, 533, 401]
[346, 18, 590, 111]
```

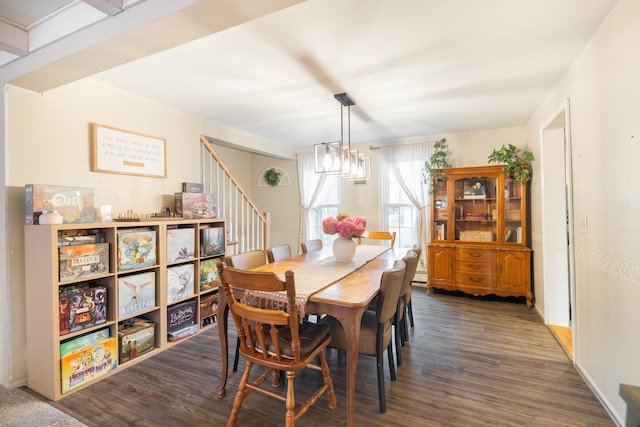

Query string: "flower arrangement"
[322, 212, 367, 240]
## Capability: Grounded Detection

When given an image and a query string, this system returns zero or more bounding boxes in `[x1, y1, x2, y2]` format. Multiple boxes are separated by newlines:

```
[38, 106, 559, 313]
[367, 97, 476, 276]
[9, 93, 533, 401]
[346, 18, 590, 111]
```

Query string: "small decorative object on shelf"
[39, 210, 63, 224]
[263, 167, 282, 187]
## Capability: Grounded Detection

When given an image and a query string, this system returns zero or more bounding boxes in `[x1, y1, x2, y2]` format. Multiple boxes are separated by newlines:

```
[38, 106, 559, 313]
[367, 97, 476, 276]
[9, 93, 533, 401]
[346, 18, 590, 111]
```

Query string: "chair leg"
[408, 299, 414, 328]
[285, 371, 296, 427]
[319, 349, 337, 409]
[394, 311, 402, 367]
[229, 361, 253, 426]
[376, 324, 387, 413]
[233, 337, 241, 372]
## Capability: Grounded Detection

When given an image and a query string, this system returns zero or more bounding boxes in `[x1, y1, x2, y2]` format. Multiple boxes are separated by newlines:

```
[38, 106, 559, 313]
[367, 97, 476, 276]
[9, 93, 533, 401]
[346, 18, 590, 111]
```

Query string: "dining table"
[215, 244, 408, 426]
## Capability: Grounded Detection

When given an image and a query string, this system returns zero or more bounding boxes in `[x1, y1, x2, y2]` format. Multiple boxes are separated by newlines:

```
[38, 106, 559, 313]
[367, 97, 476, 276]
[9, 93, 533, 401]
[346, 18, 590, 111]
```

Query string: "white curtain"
[379, 142, 434, 269]
[296, 153, 326, 251]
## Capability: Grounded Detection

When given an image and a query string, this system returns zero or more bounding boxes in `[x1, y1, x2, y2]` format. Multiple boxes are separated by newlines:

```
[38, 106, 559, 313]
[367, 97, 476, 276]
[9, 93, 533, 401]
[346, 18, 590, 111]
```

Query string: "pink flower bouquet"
[322, 212, 366, 240]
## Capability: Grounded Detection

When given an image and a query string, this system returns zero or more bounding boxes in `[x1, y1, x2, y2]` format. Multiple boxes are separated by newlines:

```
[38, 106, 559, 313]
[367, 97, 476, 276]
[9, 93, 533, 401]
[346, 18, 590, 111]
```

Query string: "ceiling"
[0, 0, 619, 151]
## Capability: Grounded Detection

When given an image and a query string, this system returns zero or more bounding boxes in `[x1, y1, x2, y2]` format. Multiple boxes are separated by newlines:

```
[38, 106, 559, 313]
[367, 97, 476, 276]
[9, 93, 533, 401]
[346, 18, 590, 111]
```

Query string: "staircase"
[200, 136, 270, 255]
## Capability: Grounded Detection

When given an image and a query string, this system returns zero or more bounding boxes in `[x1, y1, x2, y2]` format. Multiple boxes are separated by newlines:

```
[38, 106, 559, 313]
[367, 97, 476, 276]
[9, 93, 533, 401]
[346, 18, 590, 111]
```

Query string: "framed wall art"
[91, 123, 167, 178]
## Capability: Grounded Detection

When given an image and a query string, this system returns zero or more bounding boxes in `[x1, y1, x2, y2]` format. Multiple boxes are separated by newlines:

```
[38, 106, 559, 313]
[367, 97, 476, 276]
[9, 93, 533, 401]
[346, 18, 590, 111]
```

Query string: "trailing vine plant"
[487, 144, 535, 183]
[263, 168, 282, 187]
[422, 138, 451, 193]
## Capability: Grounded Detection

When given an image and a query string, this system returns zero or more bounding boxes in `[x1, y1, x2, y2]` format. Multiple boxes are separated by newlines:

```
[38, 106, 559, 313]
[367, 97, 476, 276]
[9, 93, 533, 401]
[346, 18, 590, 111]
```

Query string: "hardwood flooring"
[549, 324, 573, 358]
[48, 289, 613, 426]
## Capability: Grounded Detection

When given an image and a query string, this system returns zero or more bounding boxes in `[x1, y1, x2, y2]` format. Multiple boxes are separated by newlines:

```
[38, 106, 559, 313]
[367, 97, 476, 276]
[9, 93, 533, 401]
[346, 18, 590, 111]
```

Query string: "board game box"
[199, 292, 218, 328]
[118, 319, 155, 364]
[60, 327, 110, 356]
[200, 226, 225, 257]
[25, 184, 95, 224]
[58, 243, 109, 282]
[116, 229, 157, 271]
[175, 193, 217, 219]
[182, 182, 204, 193]
[167, 299, 197, 333]
[167, 264, 194, 303]
[118, 271, 156, 318]
[199, 257, 222, 291]
[60, 336, 117, 394]
[59, 284, 108, 335]
[167, 323, 199, 342]
[166, 227, 195, 262]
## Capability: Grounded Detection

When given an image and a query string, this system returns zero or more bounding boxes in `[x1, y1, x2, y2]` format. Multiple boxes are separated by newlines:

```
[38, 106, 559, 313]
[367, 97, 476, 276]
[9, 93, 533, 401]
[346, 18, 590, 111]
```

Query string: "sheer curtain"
[296, 152, 326, 249]
[380, 142, 433, 268]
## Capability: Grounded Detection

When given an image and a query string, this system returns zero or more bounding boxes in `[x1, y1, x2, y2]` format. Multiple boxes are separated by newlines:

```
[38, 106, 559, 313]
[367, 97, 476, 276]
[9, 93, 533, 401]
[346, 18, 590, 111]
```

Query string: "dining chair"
[394, 249, 420, 367]
[358, 231, 396, 247]
[300, 239, 322, 254]
[267, 244, 292, 263]
[403, 245, 422, 332]
[216, 262, 337, 427]
[224, 249, 268, 372]
[225, 249, 267, 270]
[320, 259, 406, 413]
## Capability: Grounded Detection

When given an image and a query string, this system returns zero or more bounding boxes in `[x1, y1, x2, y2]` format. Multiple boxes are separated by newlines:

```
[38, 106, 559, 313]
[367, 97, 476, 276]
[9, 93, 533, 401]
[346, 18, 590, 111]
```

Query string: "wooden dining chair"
[216, 262, 337, 427]
[267, 244, 292, 263]
[224, 249, 268, 372]
[300, 239, 322, 254]
[358, 231, 396, 247]
[394, 249, 420, 367]
[320, 259, 406, 413]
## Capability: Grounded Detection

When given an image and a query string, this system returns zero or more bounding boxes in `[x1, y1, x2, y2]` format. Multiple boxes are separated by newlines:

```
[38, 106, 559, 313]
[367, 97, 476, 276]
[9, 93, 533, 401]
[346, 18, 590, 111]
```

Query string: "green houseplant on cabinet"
[487, 144, 535, 183]
[422, 138, 451, 192]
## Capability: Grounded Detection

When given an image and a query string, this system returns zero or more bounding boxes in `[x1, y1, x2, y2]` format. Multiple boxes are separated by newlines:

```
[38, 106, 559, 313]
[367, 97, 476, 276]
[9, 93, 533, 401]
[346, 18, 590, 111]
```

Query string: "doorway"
[540, 98, 576, 360]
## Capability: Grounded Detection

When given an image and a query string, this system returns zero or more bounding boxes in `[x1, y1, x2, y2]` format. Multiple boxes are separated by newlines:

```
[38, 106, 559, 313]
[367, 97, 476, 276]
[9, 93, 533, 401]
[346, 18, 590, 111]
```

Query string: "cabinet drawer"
[456, 248, 496, 262]
[455, 272, 497, 289]
[456, 261, 496, 275]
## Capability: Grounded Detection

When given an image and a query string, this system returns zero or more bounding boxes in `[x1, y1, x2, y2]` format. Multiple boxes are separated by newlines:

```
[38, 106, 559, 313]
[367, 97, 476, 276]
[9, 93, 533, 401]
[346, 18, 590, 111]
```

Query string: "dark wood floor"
[47, 289, 614, 426]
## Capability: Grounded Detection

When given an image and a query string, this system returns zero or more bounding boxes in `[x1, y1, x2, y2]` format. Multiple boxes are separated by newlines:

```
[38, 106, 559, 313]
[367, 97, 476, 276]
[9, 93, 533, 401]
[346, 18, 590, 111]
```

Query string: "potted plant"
[263, 167, 282, 187]
[487, 144, 535, 183]
[422, 138, 451, 192]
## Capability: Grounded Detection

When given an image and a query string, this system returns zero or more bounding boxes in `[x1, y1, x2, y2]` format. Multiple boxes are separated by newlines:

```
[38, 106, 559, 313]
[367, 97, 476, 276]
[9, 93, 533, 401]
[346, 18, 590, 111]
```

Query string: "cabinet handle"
[467, 252, 483, 258]
[468, 263, 484, 270]
[469, 277, 484, 283]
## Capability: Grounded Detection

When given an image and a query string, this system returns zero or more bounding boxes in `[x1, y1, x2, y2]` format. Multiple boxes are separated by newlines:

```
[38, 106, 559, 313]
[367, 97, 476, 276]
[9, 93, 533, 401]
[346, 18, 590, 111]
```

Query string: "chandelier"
[314, 93, 370, 180]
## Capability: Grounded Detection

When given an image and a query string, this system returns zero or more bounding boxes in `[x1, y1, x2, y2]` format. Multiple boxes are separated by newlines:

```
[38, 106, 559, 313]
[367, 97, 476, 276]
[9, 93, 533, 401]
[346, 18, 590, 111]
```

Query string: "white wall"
[524, 0, 640, 422]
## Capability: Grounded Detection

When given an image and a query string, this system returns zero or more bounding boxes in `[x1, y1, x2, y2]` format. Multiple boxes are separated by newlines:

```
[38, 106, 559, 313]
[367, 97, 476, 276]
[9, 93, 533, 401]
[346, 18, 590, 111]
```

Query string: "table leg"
[337, 307, 366, 427]
[215, 289, 229, 398]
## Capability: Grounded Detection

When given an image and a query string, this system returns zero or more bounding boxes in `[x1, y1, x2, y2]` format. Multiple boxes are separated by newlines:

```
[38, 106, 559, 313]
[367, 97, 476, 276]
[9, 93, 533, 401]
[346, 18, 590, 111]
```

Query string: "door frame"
[539, 98, 577, 362]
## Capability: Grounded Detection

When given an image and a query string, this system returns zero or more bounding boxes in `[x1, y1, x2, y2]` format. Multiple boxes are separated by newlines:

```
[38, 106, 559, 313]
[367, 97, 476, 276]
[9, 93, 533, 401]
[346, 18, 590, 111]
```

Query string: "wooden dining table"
[215, 245, 408, 426]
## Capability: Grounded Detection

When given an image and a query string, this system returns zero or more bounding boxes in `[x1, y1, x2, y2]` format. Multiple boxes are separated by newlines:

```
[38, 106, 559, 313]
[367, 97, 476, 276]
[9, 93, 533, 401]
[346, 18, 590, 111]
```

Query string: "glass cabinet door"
[432, 179, 448, 241]
[504, 177, 524, 244]
[453, 175, 497, 243]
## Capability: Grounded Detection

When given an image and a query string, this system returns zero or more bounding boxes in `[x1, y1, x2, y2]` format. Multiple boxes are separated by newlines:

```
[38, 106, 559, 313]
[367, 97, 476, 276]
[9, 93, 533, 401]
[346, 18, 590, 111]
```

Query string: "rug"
[0, 386, 86, 427]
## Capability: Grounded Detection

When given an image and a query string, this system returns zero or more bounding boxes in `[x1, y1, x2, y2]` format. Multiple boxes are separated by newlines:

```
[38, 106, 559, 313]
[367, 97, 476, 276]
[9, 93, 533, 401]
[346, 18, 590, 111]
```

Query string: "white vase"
[333, 237, 356, 262]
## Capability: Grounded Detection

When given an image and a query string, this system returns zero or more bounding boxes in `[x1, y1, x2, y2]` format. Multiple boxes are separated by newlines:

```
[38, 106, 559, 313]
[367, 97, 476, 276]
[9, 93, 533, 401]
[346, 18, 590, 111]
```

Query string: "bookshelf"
[24, 218, 225, 400]
[427, 165, 533, 306]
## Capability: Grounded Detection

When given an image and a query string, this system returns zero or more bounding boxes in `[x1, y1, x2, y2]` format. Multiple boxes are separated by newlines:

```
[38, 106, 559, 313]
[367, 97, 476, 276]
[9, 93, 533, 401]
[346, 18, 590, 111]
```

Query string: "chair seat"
[257, 321, 332, 359]
[321, 311, 392, 356]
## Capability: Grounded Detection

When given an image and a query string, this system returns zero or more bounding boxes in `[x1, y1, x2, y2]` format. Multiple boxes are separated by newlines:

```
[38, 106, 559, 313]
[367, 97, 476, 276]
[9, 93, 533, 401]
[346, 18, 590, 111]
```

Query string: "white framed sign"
[91, 123, 167, 178]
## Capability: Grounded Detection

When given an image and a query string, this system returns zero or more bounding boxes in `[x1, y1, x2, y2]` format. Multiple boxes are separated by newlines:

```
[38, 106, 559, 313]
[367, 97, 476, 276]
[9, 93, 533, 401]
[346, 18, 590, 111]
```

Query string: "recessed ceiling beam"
[0, 20, 28, 56]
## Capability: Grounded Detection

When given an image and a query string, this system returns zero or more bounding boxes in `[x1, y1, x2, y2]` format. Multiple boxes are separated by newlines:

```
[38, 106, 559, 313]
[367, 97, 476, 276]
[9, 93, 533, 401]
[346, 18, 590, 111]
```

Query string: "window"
[308, 174, 341, 247]
[382, 168, 417, 248]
